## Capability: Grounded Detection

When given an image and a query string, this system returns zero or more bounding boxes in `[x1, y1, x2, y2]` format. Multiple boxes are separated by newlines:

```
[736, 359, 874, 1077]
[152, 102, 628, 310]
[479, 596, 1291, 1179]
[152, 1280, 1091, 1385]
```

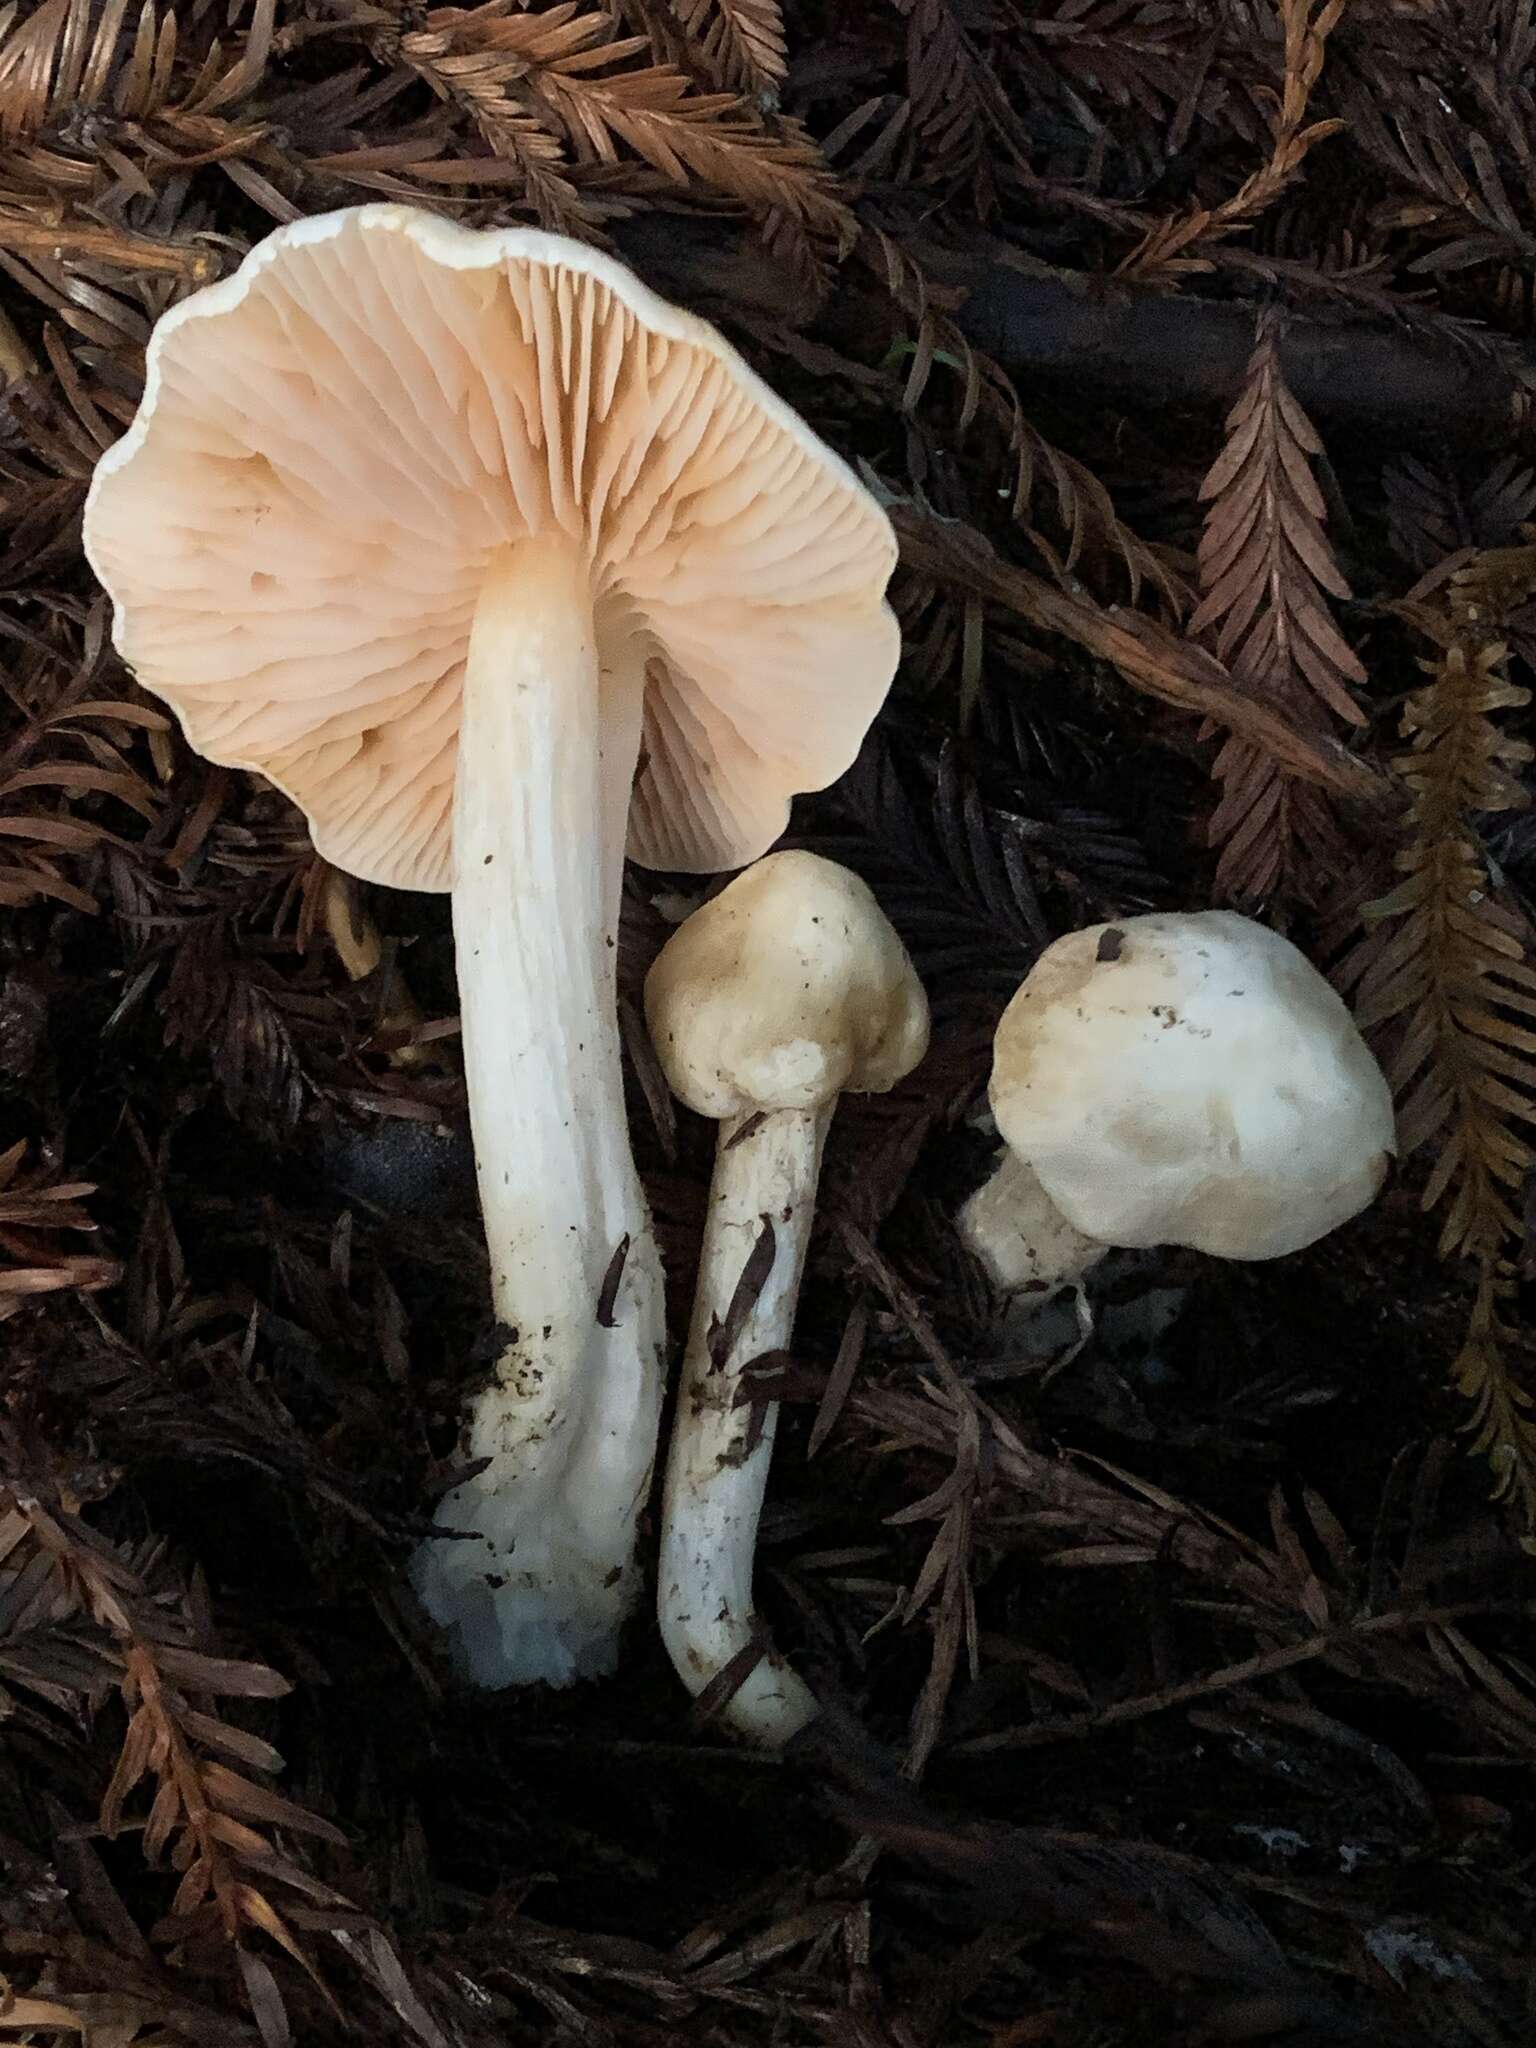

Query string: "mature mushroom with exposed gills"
[645, 852, 928, 1744]
[960, 911, 1396, 1294]
[83, 205, 900, 1691]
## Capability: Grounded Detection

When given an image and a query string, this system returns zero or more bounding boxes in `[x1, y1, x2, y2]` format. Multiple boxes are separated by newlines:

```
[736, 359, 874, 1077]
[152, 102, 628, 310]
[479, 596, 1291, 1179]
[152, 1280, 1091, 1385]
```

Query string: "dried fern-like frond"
[0, 601, 168, 916]
[1334, 35, 1536, 282]
[613, 0, 786, 99]
[892, 505, 1379, 804]
[397, 1, 617, 235]
[1119, 0, 1347, 282]
[1004, 0, 1195, 167]
[159, 918, 343, 1135]
[869, 231, 1182, 608]
[0, 0, 826, 285]
[1352, 550, 1536, 1525]
[891, 0, 1033, 212]
[0, 1140, 120, 1318]
[0, 1475, 350, 1979]
[671, 0, 786, 98]
[0, 0, 275, 226]
[1384, 455, 1536, 577]
[99, 791, 382, 1137]
[1357, 609, 1534, 1250]
[402, 0, 848, 269]
[1457, 1260, 1536, 1534]
[1191, 310, 1365, 904]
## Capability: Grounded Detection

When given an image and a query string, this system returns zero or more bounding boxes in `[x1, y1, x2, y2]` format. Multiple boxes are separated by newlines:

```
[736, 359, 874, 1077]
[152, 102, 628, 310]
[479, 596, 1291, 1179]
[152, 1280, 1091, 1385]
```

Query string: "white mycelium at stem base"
[646, 852, 929, 1744]
[960, 910, 1397, 1294]
[410, 537, 663, 1687]
[80, 203, 901, 1693]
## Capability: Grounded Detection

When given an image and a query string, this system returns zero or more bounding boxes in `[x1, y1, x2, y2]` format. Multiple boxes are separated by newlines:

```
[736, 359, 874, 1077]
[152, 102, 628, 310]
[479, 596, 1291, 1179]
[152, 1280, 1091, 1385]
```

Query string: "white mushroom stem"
[958, 1149, 1108, 1296]
[659, 1104, 825, 1746]
[409, 536, 665, 1688]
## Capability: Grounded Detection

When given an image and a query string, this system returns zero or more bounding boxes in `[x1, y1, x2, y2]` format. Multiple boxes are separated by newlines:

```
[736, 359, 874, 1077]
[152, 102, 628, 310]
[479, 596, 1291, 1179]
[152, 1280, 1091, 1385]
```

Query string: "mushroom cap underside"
[84, 205, 900, 893]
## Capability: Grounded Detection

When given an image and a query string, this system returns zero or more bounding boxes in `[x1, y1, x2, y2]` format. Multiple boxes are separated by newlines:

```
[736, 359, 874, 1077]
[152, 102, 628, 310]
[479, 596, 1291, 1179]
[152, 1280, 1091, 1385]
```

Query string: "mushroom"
[82, 206, 900, 1690]
[959, 910, 1396, 1294]
[644, 851, 928, 1743]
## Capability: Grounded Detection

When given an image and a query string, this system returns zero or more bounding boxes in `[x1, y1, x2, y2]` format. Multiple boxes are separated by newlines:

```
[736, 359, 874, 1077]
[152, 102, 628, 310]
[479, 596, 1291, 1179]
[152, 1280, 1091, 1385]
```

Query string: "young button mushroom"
[959, 910, 1396, 1293]
[82, 206, 899, 1690]
[644, 851, 929, 1744]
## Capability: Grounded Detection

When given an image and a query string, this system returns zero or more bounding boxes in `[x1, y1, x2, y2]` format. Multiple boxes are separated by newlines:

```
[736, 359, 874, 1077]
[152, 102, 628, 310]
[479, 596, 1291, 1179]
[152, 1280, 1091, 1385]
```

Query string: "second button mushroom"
[83, 205, 900, 1690]
[645, 851, 929, 1744]
[959, 910, 1397, 1294]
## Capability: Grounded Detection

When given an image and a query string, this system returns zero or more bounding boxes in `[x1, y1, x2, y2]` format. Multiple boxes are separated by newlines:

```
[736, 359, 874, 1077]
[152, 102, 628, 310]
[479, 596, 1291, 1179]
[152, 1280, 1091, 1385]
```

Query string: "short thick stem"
[659, 1106, 827, 1746]
[958, 1149, 1107, 1295]
[408, 537, 665, 1689]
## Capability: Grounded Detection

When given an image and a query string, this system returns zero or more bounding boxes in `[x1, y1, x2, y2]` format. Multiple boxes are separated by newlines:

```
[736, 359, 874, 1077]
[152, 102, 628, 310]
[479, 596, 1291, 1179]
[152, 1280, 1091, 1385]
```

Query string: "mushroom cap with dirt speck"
[989, 909, 1396, 1261]
[644, 850, 930, 1119]
[82, 205, 900, 893]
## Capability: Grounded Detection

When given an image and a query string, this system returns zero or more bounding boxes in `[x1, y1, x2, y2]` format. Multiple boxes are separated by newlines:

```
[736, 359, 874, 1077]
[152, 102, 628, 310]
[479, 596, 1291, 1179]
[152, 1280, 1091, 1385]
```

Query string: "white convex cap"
[989, 910, 1396, 1261]
[645, 850, 929, 1118]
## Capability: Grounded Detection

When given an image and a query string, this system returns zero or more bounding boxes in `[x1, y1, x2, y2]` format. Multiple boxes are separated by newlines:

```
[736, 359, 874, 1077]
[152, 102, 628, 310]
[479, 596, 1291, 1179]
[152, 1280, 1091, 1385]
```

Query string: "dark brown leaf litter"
[3, 3, 1536, 2045]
